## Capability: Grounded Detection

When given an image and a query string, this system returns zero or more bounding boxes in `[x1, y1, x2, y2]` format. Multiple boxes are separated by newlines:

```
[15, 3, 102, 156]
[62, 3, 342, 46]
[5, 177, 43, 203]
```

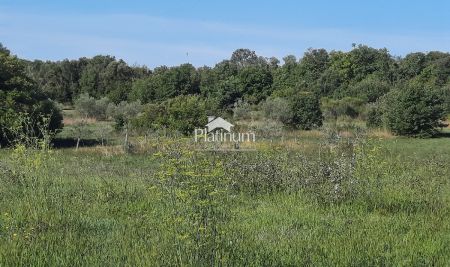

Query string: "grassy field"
[0, 125, 449, 266]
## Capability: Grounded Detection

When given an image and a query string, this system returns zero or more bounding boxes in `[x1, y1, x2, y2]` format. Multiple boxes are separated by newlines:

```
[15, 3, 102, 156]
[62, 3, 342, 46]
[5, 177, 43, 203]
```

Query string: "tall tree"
[0, 44, 63, 145]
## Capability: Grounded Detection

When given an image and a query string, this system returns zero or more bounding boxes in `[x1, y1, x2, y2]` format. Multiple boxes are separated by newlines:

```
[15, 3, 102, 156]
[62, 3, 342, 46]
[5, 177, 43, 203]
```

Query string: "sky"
[1, 0, 450, 68]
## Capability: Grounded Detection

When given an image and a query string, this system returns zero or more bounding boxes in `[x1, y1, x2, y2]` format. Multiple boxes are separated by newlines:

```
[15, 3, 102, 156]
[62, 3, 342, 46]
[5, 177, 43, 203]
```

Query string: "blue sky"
[1, 0, 449, 67]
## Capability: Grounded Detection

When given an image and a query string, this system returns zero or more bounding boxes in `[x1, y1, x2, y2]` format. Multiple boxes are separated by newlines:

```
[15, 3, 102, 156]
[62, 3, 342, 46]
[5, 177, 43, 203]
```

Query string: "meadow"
[1, 119, 449, 266]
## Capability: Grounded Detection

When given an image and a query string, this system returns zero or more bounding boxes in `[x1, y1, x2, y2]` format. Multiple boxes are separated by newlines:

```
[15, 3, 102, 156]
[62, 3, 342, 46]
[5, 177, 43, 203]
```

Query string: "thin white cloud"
[1, 9, 449, 67]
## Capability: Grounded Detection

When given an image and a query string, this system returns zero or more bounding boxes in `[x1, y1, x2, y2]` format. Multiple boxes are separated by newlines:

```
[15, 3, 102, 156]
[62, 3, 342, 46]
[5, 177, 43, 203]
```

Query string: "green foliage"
[11, 43, 450, 136]
[133, 95, 207, 135]
[230, 48, 261, 68]
[25, 59, 83, 102]
[74, 93, 111, 120]
[203, 77, 243, 112]
[78, 56, 135, 102]
[366, 103, 383, 128]
[0, 45, 63, 146]
[26, 55, 150, 103]
[232, 99, 252, 120]
[153, 144, 232, 265]
[107, 100, 143, 130]
[322, 97, 366, 121]
[238, 66, 273, 104]
[290, 92, 323, 129]
[346, 76, 390, 102]
[1, 135, 449, 266]
[398, 52, 427, 80]
[129, 64, 200, 103]
[164, 95, 207, 134]
[384, 85, 446, 137]
[441, 84, 450, 114]
[128, 76, 158, 103]
[260, 97, 293, 124]
[298, 48, 330, 84]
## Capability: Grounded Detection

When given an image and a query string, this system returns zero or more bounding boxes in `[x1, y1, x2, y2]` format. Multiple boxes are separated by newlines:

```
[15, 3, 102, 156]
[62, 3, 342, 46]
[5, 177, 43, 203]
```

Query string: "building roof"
[206, 117, 234, 132]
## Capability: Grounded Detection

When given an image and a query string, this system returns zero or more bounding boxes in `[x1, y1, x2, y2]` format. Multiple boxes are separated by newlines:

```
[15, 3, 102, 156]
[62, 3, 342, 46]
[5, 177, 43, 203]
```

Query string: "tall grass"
[0, 134, 449, 266]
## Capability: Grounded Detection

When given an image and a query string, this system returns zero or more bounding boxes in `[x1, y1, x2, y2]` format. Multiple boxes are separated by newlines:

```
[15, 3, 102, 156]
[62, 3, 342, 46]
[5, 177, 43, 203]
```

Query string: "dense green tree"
[366, 103, 383, 128]
[238, 66, 273, 104]
[272, 55, 302, 96]
[129, 63, 200, 103]
[398, 52, 427, 80]
[441, 85, 450, 114]
[0, 44, 62, 145]
[212, 60, 239, 81]
[25, 55, 150, 103]
[418, 55, 450, 86]
[213, 77, 244, 111]
[346, 76, 390, 102]
[231, 49, 259, 68]
[384, 85, 446, 137]
[289, 92, 323, 130]
[12, 43, 450, 138]
[79, 56, 135, 102]
[298, 48, 330, 84]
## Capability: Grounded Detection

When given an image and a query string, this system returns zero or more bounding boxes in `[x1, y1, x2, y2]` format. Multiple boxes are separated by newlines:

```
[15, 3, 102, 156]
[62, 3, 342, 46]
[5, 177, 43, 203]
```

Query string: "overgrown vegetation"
[0, 131, 449, 265]
[0, 44, 62, 146]
[1, 41, 450, 266]
[6, 43, 447, 138]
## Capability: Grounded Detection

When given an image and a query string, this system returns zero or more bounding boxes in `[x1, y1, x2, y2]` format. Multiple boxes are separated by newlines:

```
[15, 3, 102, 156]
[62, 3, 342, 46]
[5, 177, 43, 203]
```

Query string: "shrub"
[366, 103, 383, 128]
[321, 97, 365, 121]
[440, 85, 450, 114]
[0, 46, 62, 146]
[289, 92, 323, 130]
[107, 100, 143, 130]
[133, 95, 207, 135]
[74, 94, 111, 120]
[165, 95, 207, 134]
[384, 85, 446, 137]
[347, 76, 391, 102]
[232, 99, 252, 120]
[260, 97, 293, 124]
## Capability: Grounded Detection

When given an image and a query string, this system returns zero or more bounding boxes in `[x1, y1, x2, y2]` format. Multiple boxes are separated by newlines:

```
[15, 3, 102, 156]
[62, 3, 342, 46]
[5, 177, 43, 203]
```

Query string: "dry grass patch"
[63, 117, 98, 126]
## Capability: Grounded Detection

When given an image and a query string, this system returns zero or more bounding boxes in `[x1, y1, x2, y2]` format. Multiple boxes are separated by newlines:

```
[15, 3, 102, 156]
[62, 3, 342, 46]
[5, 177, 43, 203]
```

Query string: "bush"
[165, 95, 207, 134]
[133, 95, 207, 135]
[440, 85, 450, 114]
[321, 97, 365, 121]
[107, 100, 143, 130]
[347, 76, 391, 103]
[289, 92, 323, 130]
[0, 46, 62, 146]
[74, 94, 111, 120]
[366, 103, 383, 128]
[260, 97, 293, 124]
[384, 85, 446, 137]
[232, 99, 252, 120]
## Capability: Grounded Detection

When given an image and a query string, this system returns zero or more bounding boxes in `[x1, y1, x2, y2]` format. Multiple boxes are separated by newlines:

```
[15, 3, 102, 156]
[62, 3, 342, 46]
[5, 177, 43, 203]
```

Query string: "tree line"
[1, 43, 449, 146]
